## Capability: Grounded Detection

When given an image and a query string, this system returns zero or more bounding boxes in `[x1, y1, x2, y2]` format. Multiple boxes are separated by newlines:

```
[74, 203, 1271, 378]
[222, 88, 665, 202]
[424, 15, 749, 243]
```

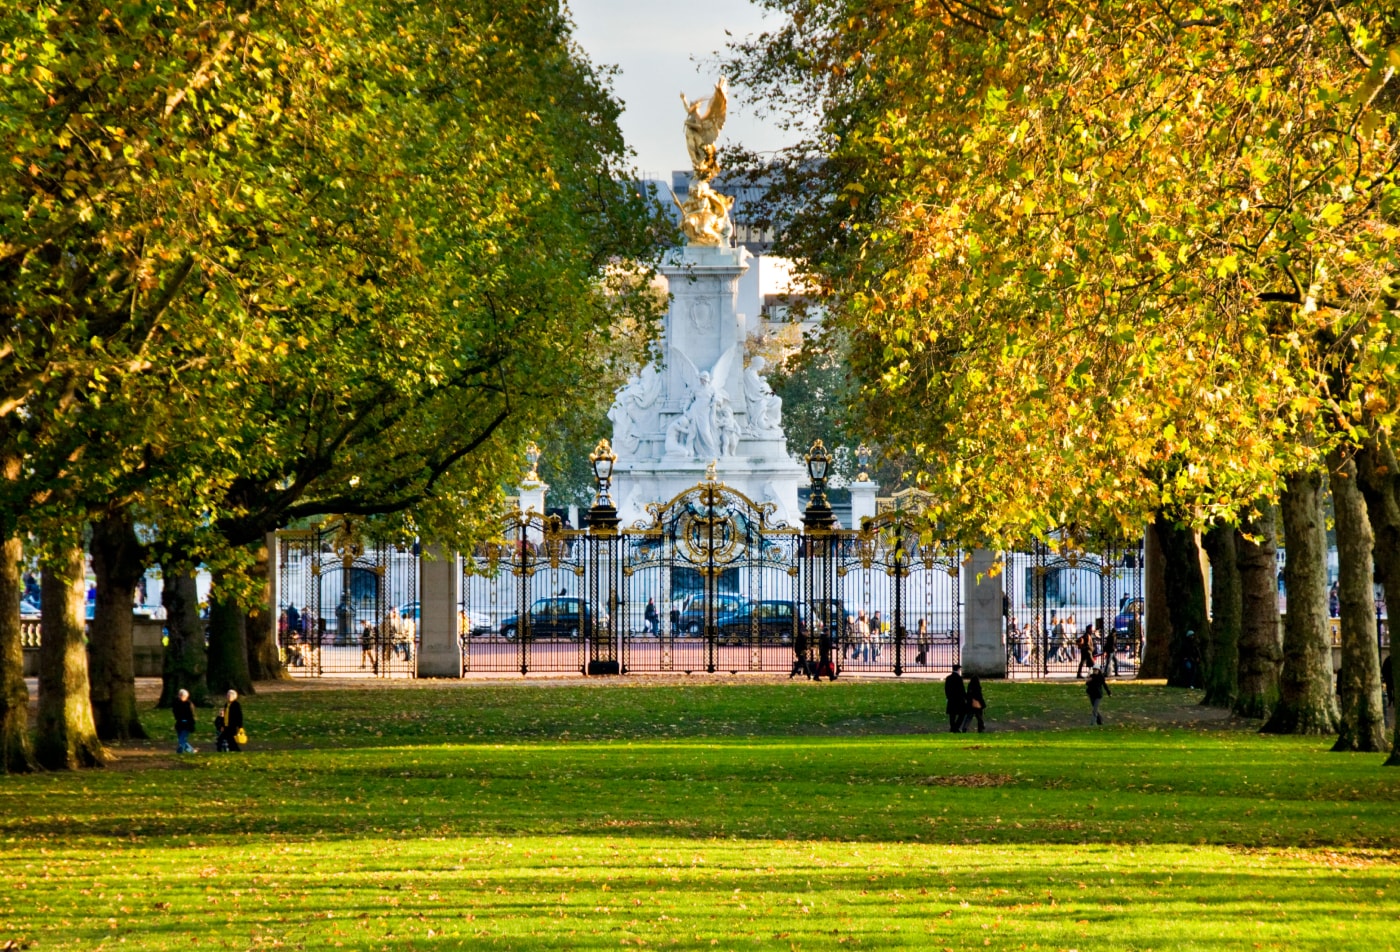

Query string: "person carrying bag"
[216, 689, 246, 752]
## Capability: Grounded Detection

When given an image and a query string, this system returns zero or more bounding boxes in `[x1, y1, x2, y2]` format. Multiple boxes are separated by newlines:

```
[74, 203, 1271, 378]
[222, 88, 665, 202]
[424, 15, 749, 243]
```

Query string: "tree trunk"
[88, 510, 149, 741]
[159, 568, 208, 707]
[1328, 451, 1387, 751]
[1139, 518, 1171, 679]
[1152, 513, 1209, 689]
[36, 538, 107, 769]
[1200, 524, 1240, 708]
[245, 539, 286, 682]
[206, 571, 253, 697]
[0, 534, 34, 773]
[1351, 436, 1400, 765]
[1262, 471, 1340, 734]
[1234, 505, 1282, 719]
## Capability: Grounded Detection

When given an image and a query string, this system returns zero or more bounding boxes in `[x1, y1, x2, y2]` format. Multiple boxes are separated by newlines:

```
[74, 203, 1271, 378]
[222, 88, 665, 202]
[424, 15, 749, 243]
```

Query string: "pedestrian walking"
[789, 628, 812, 680]
[851, 610, 870, 662]
[359, 620, 378, 672]
[914, 618, 929, 665]
[944, 664, 968, 732]
[172, 688, 197, 754]
[1086, 667, 1111, 725]
[215, 689, 244, 752]
[645, 597, 659, 636]
[961, 675, 987, 733]
[1102, 627, 1119, 677]
[1076, 625, 1095, 678]
[1381, 652, 1393, 710]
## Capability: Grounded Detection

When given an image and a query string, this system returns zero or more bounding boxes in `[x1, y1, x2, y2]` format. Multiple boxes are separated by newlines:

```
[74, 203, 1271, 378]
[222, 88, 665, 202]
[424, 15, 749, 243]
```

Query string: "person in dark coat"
[1102, 627, 1119, 677]
[172, 688, 197, 754]
[1086, 668, 1111, 725]
[1076, 625, 1095, 678]
[961, 675, 987, 733]
[944, 664, 967, 732]
[216, 689, 244, 752]
[644, 598, 659, 636]
[789, 628, 812, 679]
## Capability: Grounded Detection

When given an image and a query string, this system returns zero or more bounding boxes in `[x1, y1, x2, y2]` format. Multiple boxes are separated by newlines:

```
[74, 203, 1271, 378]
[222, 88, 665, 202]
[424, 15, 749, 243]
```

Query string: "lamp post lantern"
[802, 439, 835, 531]
[588, 438, 619, 531]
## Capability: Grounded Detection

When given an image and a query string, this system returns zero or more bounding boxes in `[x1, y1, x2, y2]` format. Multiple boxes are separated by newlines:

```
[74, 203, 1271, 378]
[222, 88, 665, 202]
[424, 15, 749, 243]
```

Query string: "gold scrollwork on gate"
[676, 508, 743, 574]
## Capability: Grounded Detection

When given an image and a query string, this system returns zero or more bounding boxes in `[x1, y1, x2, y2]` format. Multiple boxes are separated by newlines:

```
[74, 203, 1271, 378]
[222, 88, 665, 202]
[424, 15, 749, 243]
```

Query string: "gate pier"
[962, 549, 1007, 678]
[418, 546, 463, 678]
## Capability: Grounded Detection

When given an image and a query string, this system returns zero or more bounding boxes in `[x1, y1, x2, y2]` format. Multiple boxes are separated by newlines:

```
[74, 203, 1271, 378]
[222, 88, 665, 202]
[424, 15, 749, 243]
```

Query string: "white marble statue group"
[608, 350, 784, 462]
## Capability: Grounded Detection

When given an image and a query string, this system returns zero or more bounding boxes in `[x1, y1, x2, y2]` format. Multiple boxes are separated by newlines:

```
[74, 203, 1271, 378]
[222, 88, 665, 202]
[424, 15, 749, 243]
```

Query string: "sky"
[565, 0, 794, 181]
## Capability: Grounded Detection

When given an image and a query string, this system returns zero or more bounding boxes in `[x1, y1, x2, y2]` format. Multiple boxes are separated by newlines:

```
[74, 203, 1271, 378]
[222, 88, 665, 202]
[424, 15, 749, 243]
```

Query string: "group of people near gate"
[276, 604, 413, 670]
[1007, 612, 1126, 675]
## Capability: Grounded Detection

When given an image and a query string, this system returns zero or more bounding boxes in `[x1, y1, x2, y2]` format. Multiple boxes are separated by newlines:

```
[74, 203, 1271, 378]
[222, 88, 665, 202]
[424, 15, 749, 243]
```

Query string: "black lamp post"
[803, 439, 835, 530]
[585, 438, 621, 675]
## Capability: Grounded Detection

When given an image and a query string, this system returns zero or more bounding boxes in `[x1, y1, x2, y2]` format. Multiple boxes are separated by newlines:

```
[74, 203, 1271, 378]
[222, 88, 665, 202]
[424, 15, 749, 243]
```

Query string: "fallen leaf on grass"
[915, 774, 1014, 788]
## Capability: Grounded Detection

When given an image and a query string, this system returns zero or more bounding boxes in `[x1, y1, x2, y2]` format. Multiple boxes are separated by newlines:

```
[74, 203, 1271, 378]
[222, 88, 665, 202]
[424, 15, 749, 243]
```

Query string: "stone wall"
[21, 614, 166, 678]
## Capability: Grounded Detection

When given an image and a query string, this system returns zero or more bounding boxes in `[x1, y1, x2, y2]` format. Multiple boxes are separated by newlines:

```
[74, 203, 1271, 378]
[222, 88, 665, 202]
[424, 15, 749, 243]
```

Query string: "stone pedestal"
[416, 545, 462, 678]
[849, 479, 878, 528]
[611, 244, 807, 526]
[518, 479, 548, 542]
[962, 549, 1007, 677]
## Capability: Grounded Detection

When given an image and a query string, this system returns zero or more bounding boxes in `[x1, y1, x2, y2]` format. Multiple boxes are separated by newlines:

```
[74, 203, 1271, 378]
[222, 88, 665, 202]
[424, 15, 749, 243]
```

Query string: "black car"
[673, 592, 748, 635]
[499, 597, 593, 640]
[713, 600, 811, 645]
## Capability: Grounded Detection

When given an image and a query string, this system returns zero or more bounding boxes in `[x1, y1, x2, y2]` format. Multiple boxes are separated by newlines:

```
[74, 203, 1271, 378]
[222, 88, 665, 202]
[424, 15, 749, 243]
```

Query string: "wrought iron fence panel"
[832, 513, 961, 677]
[461, 511, 587, 676]
[1004, 534, 1144, 678]
[276, 520, 417, 677]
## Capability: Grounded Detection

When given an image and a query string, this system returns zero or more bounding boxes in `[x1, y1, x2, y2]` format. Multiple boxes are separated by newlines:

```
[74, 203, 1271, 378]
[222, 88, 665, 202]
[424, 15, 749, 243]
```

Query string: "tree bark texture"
[1140, 518, 1171, 679]
[36, 540, 107, 769]
[1262, 471, 1340, 735]
[0, 534, 34, 773]
[1350, 436, 1400, 764]
[88, 510, 149, 741]
[159, 569, 208, 707]
[1152, 513, 1209, 689]
[207, 572, 253, 697]
[1234, 506, 1282, 719]
[1200, 524, 1240, 708]
[1328, 451, 1387, 751]
[245, 540, 286, 682]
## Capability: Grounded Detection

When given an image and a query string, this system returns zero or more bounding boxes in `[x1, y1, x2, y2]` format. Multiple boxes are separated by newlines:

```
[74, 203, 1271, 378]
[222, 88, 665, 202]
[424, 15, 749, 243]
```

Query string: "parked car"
[713, 600, 811, 646]
[673, 592, 748, 635]
[1113, 597, 1145, 637]
[499, 597, 593, 641]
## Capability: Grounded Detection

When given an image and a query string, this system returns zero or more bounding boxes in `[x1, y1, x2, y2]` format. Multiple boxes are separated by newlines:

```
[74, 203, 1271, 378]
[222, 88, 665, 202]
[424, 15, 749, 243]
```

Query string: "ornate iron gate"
[276, 519, 418, 677]
[620, 476, 801, 674]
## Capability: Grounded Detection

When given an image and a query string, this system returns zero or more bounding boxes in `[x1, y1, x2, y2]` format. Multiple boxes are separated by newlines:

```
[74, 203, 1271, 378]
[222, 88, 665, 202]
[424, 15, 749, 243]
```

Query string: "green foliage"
[0, 0, 669, 560]
[728, 1, 1400, 545]
[1, 681, 1399, 949]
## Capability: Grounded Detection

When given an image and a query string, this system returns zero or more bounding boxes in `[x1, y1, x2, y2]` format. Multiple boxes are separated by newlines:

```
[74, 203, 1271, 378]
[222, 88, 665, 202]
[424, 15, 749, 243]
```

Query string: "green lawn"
[2, 679, 1398, 950]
